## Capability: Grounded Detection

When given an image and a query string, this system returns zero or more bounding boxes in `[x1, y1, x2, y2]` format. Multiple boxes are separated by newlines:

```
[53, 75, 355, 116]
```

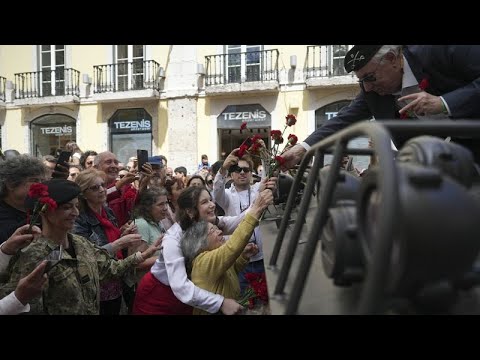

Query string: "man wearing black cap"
[281, 45, 480, 168]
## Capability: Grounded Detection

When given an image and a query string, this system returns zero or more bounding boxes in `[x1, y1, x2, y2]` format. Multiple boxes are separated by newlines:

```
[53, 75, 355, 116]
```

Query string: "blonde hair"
[74, 168, 107, 211]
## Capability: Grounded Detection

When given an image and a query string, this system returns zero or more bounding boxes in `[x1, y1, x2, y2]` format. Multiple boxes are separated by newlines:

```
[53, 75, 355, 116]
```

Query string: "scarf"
[93, 207, 123, 259]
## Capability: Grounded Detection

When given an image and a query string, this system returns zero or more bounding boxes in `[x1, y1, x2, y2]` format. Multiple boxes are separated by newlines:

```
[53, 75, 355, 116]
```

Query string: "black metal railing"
[14, 69, 80, 99]
[205, 49, 279, 86]
[0, 76, 5, 101]
[267, 120, 480, 315]
[305, 45, 355, 79]
[93, 60, 161, 93]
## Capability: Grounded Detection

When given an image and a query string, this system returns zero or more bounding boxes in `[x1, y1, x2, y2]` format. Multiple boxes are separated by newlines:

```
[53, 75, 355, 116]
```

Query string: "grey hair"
[180, 220, 209, 276]
[372, 45, 403, 64]
[0, 155, 46, 198]
[93, 151, 115, 167]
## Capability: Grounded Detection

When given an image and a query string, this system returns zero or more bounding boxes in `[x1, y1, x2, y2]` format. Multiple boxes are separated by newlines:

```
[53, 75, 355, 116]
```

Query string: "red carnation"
[419, 78, 429, 91]
[270, 130, 282, 141]
[287, 134, 298, 145]
[285, 114, 297, 126]
[252, 134, 262, 143]
[39, 196, 58, 211]
[237, 144, 248, 158]
[28, 183, 49, 198]
[275, 156, 286, 166]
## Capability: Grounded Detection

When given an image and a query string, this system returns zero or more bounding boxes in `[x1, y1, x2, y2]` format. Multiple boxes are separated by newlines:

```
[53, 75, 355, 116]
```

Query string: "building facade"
[0, 45, 366, 173]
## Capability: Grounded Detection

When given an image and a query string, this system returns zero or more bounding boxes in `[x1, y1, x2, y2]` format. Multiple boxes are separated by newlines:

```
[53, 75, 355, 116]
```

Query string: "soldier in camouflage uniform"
[0, 179, 159, 315]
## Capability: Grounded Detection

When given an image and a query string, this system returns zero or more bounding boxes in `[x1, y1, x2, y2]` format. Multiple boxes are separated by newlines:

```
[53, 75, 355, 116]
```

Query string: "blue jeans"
[238, 259, 265, 298]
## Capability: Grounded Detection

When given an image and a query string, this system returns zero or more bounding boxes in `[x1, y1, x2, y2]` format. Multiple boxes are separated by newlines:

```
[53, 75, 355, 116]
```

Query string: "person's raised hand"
[220, 148, 240, 175]
[280, 144, 306, 171]
[14, 260, 48, 306]
[1, 224, 41, 255]
[249, 188, 274, 219]
[242, 243, 259, 259]
[398, 92, 445, 117]
[259, 176, 278, 193]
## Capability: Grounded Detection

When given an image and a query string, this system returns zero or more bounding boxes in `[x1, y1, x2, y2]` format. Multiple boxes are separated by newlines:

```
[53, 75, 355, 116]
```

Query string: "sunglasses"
[231, 166, 251, 174]
[87, 182, 105, 192]
[207, 180, 213, 185]
[86, 161, 94, 166]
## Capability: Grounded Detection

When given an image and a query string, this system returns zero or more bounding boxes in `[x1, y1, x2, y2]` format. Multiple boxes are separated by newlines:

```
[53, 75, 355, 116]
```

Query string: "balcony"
[14, 68, 80, 106]
[304, 45, 357, 88]
[92, 60, 161, 102]
[0, 76, 5, 102]
[205, 49, 279, 96]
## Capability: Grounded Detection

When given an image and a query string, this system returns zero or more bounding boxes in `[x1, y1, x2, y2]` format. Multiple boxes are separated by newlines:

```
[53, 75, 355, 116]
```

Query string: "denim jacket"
[73, 206, 119, 257]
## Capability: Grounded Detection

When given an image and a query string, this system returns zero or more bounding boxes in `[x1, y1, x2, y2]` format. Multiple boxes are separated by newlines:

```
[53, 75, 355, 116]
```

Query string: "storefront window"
[31, 114, 76, 157]
[315, 100, 351, 129]
[110, 108, 152, 165]
[217, 104, 271, 169]
[315, 100, 369, 170]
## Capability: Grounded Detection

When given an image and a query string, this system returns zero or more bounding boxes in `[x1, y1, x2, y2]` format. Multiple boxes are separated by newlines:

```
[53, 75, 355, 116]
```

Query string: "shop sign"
[40, 125, 73, 137]
[111, 119, 151, 133]
[217, 104, 271, 129]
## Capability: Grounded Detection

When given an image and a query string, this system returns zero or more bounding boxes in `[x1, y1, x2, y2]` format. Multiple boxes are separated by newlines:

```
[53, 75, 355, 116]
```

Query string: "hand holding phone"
[137, 150, 149, 172]
[52, 150, 72, 179]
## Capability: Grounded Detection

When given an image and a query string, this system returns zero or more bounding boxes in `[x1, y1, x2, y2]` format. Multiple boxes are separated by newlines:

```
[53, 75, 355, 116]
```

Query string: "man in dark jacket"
[281, 45, 480, 168]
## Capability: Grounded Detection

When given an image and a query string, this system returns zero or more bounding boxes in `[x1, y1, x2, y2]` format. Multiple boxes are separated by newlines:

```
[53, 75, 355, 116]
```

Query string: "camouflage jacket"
[0, 233, 139, 315]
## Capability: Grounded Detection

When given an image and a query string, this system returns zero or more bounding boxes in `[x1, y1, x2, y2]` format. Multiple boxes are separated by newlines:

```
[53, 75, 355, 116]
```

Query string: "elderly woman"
[73, 168, 144, 315]
[0, 179, 158, 315]
[132, 186, 272, 315]
[0, 155, 47, 244]
[180, 190, 272, 315]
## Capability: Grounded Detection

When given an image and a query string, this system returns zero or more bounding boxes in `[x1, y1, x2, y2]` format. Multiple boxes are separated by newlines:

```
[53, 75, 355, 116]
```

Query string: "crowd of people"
[0, 141, 275, 315]
[1, 45, 479, 315]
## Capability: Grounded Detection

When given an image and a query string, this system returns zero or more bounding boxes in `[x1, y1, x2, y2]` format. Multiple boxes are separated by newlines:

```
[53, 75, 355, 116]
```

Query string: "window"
[39, 45, 65, 96]
[31, 114, 76, 157]
[109, 108, 152, 165]
[331, 45, 349, 76]
[116, 45, 145, 91]
[226, 45, 262, 83]
[315, 100, 369, 170]
[315, 100, 351, 128]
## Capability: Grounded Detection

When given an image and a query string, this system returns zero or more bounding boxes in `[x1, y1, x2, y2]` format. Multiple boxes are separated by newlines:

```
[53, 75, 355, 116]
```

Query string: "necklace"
[239, 187, 251, 213]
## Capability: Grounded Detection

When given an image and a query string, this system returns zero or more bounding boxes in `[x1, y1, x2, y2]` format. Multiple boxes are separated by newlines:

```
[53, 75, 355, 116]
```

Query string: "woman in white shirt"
[133, 186, 248, 315]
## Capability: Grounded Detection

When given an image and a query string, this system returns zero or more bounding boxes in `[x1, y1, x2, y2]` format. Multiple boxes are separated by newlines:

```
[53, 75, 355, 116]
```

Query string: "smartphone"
[52, 150, 72, 179]
[137, 149, 148, 171]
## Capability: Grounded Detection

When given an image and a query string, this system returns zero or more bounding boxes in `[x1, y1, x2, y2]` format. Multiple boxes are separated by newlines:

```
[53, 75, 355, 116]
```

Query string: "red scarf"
[93, 207, 123, 259]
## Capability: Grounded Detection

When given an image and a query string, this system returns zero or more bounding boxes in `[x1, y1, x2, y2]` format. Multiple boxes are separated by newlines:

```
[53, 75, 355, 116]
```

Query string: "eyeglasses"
[87, 182, 105, 192]
[357, 59, 383, 89]
[208, 225, 220, 235]
[232, 166, 251, 174]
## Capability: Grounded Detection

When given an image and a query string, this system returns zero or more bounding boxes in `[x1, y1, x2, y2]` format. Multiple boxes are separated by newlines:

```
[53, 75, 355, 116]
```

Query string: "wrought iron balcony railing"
[14, 69, 80, 99]
[205, 49, 279, 86]
[93, 60, 161, 93]
[305, 45, 355, 79]
[0, 76, 5, 101]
